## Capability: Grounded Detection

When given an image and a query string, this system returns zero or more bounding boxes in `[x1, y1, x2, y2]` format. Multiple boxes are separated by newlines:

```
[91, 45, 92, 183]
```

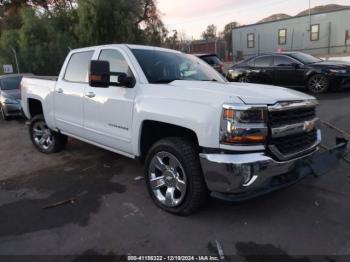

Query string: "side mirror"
[291, 63, 300, 69]
[89, 60, 135, 88]
[118, 74, 135, 87]
[89, 60, 110, 88]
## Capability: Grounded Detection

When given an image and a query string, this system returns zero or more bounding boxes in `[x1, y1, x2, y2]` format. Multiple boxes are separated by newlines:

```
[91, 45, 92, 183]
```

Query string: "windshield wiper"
[152, 79, 179, 84]
[201, 79, 218, 82]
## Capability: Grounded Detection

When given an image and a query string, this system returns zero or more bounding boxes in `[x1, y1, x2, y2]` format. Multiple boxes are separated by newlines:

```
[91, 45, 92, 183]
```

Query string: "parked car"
[0, 74, 26, 120]
[21, 45, 347, 215]
[227, 52, 350, 93]
[194, 53, 225, 75]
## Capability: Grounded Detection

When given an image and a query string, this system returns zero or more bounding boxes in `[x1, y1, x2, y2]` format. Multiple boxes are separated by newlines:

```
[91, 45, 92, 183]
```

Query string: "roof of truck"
[71, 44, 182, 54]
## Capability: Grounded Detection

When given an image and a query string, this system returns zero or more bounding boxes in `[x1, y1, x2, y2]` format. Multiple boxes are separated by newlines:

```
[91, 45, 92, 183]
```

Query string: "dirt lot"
[0, 90, 349, 260]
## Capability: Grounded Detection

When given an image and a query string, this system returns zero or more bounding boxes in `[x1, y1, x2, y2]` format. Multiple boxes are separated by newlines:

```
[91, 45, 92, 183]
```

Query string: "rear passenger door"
[249, 56, 274, 85]
[83, 48, 137, 154]
[55, 50, 94, 136]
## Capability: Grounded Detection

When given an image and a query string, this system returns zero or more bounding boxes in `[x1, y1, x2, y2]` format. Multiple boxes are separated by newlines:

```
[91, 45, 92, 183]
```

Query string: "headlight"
[220, 105, 268, 145]
[329, 69, 347, 74]
[3, 97, 18, 104]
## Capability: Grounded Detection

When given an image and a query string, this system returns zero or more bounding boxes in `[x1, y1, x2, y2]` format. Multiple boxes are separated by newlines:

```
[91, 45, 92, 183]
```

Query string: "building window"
[278, 29, 287, 45]
[310, 24, 320, 41]
[247, 33, 255, 48]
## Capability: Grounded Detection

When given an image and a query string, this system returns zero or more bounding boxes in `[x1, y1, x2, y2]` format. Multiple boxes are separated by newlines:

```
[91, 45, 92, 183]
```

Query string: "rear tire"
[29, 114, 67, 154]
[238, 75, 249, 83]
[0, 105, 8, 121]
[307, 74, 329, 93]
[145, 137, 208, 216]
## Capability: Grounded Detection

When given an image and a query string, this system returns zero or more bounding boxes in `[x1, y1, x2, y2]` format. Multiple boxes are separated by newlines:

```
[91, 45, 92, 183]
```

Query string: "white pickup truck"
[21, 44, 347, 215]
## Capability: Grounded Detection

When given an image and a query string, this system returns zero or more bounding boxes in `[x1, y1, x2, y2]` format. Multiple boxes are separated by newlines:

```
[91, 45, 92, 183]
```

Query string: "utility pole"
[10, 47, 20, 74]
[309, 0, 312, 26]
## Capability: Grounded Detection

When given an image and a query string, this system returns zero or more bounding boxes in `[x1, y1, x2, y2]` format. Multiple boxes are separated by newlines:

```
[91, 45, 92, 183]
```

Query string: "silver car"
[0, 74, 24, 120]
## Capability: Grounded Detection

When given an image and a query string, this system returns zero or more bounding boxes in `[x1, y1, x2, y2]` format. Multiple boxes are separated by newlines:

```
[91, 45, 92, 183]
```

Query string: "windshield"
[131, 49, 225, 84]
[0, 76, 22, 90]
[289, 53, 322, 64]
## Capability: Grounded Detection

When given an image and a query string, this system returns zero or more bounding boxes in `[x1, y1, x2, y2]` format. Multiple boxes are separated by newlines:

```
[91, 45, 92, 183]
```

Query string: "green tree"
[201, 24, 217, 40]
[223, 21, 239, 53]
[76, 0, 164, 46]
[0, 0, 166, 75]
[0, 0, 28, 30]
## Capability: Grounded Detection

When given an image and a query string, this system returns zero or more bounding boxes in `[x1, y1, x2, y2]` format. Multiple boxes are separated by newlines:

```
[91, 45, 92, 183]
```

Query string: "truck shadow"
[0, 154, 127, 237]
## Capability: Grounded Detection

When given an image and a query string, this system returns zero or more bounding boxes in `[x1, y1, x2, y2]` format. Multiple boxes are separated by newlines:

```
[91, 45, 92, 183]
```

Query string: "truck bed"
[21, 76, 58, 123]
[24, 75, 58, 81]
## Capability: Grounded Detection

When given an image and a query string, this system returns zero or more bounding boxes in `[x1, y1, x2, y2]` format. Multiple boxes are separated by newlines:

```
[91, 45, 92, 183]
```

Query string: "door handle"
[56, 88, 64, 94]
[85, 92, 96, 98]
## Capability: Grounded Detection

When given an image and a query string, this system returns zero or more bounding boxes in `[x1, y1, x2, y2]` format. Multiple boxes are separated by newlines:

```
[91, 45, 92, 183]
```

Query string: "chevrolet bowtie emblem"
[304, 121, 316, 132]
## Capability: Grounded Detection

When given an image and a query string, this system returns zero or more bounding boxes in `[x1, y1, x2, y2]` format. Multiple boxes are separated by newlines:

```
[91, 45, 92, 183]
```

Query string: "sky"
[157, 0, 350, 39]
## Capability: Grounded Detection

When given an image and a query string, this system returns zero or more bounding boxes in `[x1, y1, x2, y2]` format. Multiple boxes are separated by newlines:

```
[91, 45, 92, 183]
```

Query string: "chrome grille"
[268, 107, 316, 128]
[269, 130, 317, 156]
[268, 101, 319, 160]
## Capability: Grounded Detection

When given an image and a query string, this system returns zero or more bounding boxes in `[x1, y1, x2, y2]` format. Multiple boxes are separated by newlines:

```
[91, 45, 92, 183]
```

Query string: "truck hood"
[169, 80, 315, 105]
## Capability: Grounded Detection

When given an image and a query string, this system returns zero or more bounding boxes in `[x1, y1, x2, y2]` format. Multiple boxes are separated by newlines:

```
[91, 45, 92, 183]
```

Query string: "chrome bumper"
[199, 139, 348, 202]
[3, 103, 22, 116]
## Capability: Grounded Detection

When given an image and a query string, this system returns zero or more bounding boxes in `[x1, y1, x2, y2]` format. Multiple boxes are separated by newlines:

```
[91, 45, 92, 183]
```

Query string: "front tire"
[307, 74, 329, 93]
[29, 114, 67, 154]
[145, 137, 208, 216]
[0, 105, 8, 121]
[237, 75, 249, 83]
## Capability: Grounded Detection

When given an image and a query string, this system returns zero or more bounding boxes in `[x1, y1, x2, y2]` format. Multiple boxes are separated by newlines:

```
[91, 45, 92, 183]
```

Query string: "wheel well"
[28, 99, 43, 118]
[140, 121, 199, 160]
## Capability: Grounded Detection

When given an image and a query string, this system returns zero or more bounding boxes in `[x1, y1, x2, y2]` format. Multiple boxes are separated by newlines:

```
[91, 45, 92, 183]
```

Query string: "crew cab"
[21, 45, 347, 215]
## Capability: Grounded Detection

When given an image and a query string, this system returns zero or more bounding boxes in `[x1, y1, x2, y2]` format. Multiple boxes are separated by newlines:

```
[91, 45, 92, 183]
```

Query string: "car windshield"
[131, 49, 225, 84]
[289, 53, 322, 64]
[0, 76, 22, 90]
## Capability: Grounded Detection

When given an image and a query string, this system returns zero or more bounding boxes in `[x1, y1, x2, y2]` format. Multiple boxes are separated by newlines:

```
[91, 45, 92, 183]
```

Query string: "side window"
[278, 29, 287, 45]
[253, 56, 273, 67]
[64, 51, 94, 83]
[202, 57, 214, 65]
[98, 49, 133, 83]
[247, 33, 255, 48]
[274, 56, 295, 66]
[310, 24, 320, 41]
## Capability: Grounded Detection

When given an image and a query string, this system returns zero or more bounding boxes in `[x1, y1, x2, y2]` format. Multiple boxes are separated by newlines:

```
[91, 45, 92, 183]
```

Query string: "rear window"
[200, 56, 222, 65]
[64, 51, 94, 83]
[0, 76, 22, 90]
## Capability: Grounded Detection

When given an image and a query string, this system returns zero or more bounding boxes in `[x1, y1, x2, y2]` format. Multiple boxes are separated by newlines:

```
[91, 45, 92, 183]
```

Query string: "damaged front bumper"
[199, 138, 348, 202]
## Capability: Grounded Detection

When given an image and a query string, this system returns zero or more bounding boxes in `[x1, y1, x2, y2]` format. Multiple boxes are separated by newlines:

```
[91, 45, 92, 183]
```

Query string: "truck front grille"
[268, 102, 319, 160]
[268, 107, 316, 128]
[269, 129, 318, 156]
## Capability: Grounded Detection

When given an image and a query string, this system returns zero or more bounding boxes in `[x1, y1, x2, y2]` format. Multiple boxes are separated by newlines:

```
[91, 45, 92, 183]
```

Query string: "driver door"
[272, 56, 305, 87]
[83, 48, 137, 154]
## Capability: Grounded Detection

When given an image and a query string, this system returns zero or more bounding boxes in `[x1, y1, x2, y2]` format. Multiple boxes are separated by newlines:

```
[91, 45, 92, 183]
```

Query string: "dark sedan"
[227, 52, 350, 93]
[0, 74, 25, 120]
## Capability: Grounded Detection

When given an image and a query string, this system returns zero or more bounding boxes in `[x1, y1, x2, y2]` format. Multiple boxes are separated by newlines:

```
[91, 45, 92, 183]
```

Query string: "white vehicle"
[21, 45, 347, 215]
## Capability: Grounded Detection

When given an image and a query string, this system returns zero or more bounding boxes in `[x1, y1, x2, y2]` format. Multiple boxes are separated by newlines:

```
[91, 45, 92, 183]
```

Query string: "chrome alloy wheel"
[32, 121, 54, 150]
[238, 76, 249, 83]
[148, 152, 187, 207]
[309, 75, 328, 93]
